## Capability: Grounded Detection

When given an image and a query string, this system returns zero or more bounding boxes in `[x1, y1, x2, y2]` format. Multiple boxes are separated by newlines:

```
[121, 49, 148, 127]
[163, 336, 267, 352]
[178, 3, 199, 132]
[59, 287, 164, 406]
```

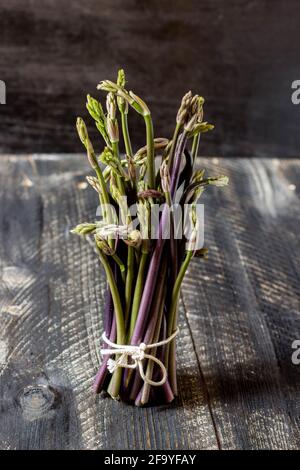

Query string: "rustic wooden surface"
[0, 0, 300, 156]
[0, 155, 299, 450]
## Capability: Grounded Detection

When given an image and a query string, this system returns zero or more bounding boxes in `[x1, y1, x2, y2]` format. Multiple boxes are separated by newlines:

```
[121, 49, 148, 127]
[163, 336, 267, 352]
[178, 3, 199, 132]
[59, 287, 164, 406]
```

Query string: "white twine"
[100, 328, 179, 387]
[96, 224, 130, 239]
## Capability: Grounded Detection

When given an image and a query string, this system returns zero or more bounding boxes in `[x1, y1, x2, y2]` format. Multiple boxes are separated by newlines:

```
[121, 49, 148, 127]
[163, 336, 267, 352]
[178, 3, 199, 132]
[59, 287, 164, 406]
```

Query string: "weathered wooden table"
[0, 155, 299, 450]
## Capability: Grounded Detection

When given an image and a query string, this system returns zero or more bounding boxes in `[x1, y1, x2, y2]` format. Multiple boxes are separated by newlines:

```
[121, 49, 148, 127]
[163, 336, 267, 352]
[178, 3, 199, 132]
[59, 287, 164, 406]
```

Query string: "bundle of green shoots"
[72, 70, 228, 405]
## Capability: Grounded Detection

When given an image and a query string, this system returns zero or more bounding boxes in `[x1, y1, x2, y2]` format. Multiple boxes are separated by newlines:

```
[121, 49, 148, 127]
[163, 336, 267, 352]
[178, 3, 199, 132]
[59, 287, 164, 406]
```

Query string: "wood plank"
[0, 155, 218, 450]
[181, 158, 300, 449]
[0, 156, 83, 449]
[0, 1, 300, 157]
[0, 155, 299, 449]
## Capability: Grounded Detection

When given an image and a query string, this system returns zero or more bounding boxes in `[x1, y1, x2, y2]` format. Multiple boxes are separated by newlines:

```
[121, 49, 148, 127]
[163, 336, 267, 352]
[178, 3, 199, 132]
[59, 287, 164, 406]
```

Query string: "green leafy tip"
[71, 222, 97, 235]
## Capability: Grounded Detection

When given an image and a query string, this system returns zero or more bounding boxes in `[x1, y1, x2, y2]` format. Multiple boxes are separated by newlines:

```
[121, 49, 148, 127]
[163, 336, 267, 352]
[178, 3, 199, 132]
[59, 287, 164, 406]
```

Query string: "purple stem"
[104, 285, 113, 336]
[134, 386, 144, 407]
[153, 314, 175, 402]
[170, 132, 188, 199]
[178, 148, 193, 190]
[129, 370, 142, 402]
[135, 378, 174, 406]
[93, 256, 120, 394]
[128, 260, 168, 402]
[93, 316, 116, 393]
[170, 148, 191, 283]
[131, 133, 188, 346]
[143, 261, 167, 345]
[130, 230, 165, 344]
[135, 268, 176, 406]
[160, 378, 175, 404]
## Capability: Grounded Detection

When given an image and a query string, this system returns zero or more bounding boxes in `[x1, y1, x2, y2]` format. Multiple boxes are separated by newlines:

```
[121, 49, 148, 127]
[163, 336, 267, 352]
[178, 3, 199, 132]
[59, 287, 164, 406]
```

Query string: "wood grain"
[0, 155, 299, 449]
[181, 159, 300, 449]
[0, 1, 299, 157]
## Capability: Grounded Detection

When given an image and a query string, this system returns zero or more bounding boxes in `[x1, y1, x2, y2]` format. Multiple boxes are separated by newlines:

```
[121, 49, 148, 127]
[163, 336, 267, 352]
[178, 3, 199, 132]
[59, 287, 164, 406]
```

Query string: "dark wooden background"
[0, 0, 300, 156]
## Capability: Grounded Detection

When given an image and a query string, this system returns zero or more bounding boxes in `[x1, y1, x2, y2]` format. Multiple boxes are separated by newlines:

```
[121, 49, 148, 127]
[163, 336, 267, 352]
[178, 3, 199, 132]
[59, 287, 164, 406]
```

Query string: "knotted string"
[100, 328, 179, 387]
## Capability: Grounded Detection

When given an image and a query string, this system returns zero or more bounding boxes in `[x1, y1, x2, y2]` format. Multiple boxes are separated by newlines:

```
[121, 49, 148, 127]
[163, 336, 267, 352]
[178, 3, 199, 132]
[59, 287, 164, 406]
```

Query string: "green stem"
[112, 141, 132, 307]
[144, 114, 155, 188]
[140, 281, 166, 405]
[168, 333, 178, 396]
[121, 112, 133, 157]
[112, 141, 126, 195]
[124, 246, 148, 388]
[128, 248, 148, 340]
[105, 139, 127, 398]
[191, 133, 200, 162]
[96, 249, 125, 343]
[96, 248, 125, 399]
[95, 165, 114, 249]
[166, 251, 193, 393]
[165, 250, 193, 374]
[112, 254, 126, 283]
[167, 250, 193, 336]
[95, 166, 111, 220]
[112, 139, 133, 325]
[164, 190, 172, 207]
[111, 141, 120, 159]
[107, 367, 123, 400]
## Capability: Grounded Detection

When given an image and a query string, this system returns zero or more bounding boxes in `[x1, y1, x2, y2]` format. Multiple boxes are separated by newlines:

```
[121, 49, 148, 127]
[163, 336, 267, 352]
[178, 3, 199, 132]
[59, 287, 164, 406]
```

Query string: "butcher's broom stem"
[71, 69, 229, 405]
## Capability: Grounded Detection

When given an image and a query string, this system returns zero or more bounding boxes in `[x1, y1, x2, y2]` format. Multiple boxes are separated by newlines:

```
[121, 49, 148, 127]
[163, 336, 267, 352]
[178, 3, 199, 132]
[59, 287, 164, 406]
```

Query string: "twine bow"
[100, 328, 179, 387]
